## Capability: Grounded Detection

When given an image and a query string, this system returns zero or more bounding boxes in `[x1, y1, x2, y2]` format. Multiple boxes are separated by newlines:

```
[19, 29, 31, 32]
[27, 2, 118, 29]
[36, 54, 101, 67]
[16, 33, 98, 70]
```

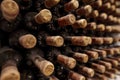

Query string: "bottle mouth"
[0, 66, 20, 80]
[1, 0, 19, 22]
[19, 34, 37, 49]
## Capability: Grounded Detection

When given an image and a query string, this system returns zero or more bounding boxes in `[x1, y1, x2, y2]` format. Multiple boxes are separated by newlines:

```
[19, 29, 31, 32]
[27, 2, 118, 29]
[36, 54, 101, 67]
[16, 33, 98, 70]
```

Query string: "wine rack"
[0, 0, 120, 80]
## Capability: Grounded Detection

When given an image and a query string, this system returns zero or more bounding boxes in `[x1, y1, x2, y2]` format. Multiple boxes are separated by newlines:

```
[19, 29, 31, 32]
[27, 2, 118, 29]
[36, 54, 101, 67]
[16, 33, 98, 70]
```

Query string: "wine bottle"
[103, 58, 119, 67]
[105, 26, 112, 33]
[62, 47, 89, 63]
[0, 47, 21, 80]
[64, 36, 91, 46]
[96, 13, 108, 24]
[38, 31, 64, 47]
[9, 30, 37, 49]
[99, 2, 111, 12]
[0, 0, 21, 32]
[76, 5, 93, 16]
[72, 19, 88, 29]
[90, 0, 102, 9]
[25, 9, 52, 30]
[103, 37, 113, 44]
[46, 48, 76, 69]
[107, 68, 119, 74]
[87, 62, 106, 73]
[104, 71, 116, 79]
[93, 73, 108, 80]
[49, 75, 59, 80]
[91, 37, 104, 45]
[44, 0, 60, 8]
[95, 24, 105, 32]
[17, 0, 32, 12]
[87, 10, 99, 18]
[64, 0, 79, 12]
[95, 60, 112, 70]
[74, 65, 95, 77]
[102, 48, 115, 55]
[85, 22, 96, 30]
[27, 48, 55, 76]
[91, 49, 107, 58]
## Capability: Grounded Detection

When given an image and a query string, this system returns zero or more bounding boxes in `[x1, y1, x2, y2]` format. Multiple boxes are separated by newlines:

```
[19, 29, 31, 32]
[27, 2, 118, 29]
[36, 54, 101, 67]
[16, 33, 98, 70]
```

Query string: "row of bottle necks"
[3, 30, 119, 49]
[0, 46, 120, 80]
[1, 0, 120, 32]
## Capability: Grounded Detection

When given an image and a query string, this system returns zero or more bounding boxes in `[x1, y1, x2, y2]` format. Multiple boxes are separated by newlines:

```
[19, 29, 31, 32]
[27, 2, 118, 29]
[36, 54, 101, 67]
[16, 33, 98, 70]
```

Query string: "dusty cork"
[0, 66, 20, 80]
[44, 0, 60, 8]
[19, 34, 37, 49]
[98, 60, 112, 70]
[57, 54, 76, 69]
[58, 14, 76, 27]
[72, 19, 87, 29]
[1, 0, 19, 22]
[35, 60, 54, 76]
[64, 0, 79, 12]
[103, 37, 113, 44]
[35, 9, 52, 24]
[96, 24, 105, 31]
[46, 36, 64, 47]
[73, 52, 88, 63]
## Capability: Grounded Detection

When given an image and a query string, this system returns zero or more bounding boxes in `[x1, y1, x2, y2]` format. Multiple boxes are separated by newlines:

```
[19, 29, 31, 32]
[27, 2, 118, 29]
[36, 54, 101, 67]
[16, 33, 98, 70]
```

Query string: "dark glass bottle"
[46, 48, 76, 69]
[0, 47, 21, 80]
[27, 48, 54, 76]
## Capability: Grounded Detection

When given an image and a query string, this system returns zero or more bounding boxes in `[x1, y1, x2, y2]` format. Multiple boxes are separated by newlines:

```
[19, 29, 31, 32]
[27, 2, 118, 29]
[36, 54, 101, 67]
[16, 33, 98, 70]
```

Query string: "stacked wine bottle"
[0, 0, 120, 80]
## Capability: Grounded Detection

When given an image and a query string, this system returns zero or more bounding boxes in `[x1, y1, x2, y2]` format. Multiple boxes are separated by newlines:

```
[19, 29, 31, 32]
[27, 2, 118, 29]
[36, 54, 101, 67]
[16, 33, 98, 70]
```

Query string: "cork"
[85, 51, 98, 60]
[46, 36, 64, 47]
[113, 48, 120, 54]
[96, 24, 105, 31]
[105, 26, 112, 32]
[44, 0, 60, 8]
[88, 10, 99, 18]
[79, 66, 94, 77]
[84, 5, 92, 15]
[103, 37, 113, 44]
[107, 15, 114, 22]
[86, 22, 96, 30]
[99, 13, 108, 20]
[92, 49, 106, 57]
[69, 71, 85, 80]
[98, 61, 112, 70]
[64, 0, 79, 12]
[101, 2, 111, 9]
[0, 66, 20, 80]
[92, 37, 104, 45]
[73, 52, 88, 63]
[104, 71, 115, 79]
[58, 14, 76, 27]
[104, 48, 114, 55]
[91, 63, 106, 73]
[103, 58, 118, 67]
[71, 36, 89, 46]
[95, 73, 108, 80]
[19, 34, 37, 49]
[91, 0, 102, 8]
[72, 19, 87, 29]
[1, 0, 19, 22]
[57, 54, 76, 69]
[35, 9, 52, 24]
[86, 37, 92, 45]
[76, 5, 92, 16]
[35, 60, 54, 76]
[111, 5, 116, 12]
[107, 68, 118, 74]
